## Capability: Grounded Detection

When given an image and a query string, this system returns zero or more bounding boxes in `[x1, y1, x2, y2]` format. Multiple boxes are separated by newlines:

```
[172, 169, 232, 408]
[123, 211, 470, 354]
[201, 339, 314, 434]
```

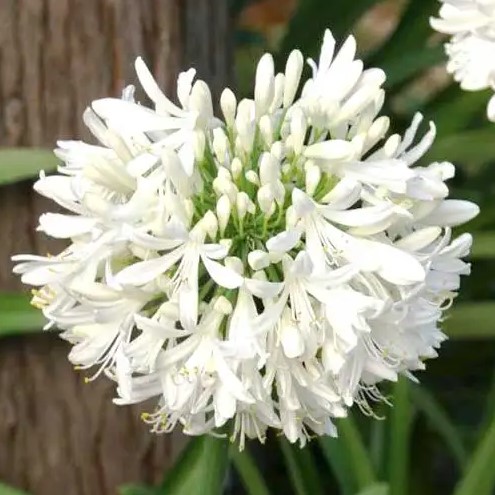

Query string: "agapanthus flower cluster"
[431, 0, 495, 120]
[13, 29, 478, 448]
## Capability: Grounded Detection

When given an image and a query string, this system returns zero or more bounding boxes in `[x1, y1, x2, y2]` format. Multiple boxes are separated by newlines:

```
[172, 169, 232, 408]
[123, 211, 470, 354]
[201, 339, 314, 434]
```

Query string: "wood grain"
[0, 1, 232, 493]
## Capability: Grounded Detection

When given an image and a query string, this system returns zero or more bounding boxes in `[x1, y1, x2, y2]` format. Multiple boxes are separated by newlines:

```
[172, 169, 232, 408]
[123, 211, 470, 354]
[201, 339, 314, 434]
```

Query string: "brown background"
[0, 1, 232, 493]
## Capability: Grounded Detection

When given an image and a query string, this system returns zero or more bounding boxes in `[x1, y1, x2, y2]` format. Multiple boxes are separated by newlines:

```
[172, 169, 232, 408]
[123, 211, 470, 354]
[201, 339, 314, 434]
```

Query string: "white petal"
[92, 98, 186, 132]
[304, 140, 354, 161]
[292, 188, 315, 217]
[421, 200, 479, 226]
[202, 256, 244, 289]
[488, 93, 495, 122]
[319, 203, 394, 227]
[321, 178, 361, 208]
[395, 227, 442, 251]
[359, 239, 426, 285]
[134, 314, 191, 339]
[116, 247, 185, 286]
[266, 230, 301, 252]
[244, 278, 284, 298]
[280, 322, 305, 358]
[38, 213, 97, 238]
[201, 243, 229, 260]
[212, 347, 254, 403]
[135, 57, 186, 116]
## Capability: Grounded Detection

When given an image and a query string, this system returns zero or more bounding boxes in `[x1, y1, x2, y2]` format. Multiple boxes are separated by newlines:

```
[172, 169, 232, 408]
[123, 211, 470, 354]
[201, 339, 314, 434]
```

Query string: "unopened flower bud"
[214, 295, 233, 315]
[286, 205, 298, 229]
[270, 141, 284, 160]
[216, 195, 231, 235]
[202, 210, 218, 239]
[236, 192, 255, 219]
[220, 87, 237, 128]
[225, 256, 244, 275]
[259, 115, 274, 146]
[255, 53, 275, 119]
[269, 73, 285, 113]
[231, 157, 243, 180]
[192, 130, 206, 161]
[245, 170, 260, 186]
[259, 152, 279, 185]
[290, 107, 307, 155]
[384, 134, 401, 157]
[189, 80, 213, 127]
[213, 176, 238, 202]
[248, 250, 271, 271]
[212, 128, 229, 163]
[257, 185, 274, 214]
[283, 49, 304, 108]
[305, 163, 321, 196]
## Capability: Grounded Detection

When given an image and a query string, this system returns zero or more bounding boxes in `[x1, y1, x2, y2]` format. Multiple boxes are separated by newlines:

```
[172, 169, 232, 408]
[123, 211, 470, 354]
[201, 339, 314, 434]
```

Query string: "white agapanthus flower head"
[431, 0, 495, 120]
[13, 28, 478, 448]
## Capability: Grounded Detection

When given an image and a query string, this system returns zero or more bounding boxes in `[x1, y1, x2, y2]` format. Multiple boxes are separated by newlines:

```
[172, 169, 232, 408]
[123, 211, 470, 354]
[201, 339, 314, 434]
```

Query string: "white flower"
[14, 29, 478, 447]
[431, 0, 495, 120]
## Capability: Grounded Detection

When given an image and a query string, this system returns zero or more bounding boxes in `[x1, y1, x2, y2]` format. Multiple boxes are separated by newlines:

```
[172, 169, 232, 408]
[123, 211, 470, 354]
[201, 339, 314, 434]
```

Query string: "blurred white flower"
[431, 0, 495, 120]
[13, 28, 478, 448]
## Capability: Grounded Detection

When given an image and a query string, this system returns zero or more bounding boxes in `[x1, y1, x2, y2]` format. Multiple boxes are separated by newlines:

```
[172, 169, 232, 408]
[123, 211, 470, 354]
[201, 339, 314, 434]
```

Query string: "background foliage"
[1, 1, 494, 494]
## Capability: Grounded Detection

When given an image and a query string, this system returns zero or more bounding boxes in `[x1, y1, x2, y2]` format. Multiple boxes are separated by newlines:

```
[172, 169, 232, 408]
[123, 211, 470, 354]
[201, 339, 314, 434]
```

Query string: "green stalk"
[388, 378, 414, 495]
[339, 414, 377, 490]
[230, 446, 271, 495]
[453, 413, 495, 495]
[159, 435, 229, 495]
[278, 438, 323, 495]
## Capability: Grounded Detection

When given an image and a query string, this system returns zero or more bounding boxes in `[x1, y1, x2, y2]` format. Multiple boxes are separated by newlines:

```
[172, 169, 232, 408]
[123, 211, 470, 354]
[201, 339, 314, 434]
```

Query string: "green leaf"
[356, 483, 390, 495]
[118, 485, 158, 495]
[0, 483, 29, 495]
[278, 439, 323, 495]
[471, 232, 495, 258]
[444, 303, 495, 340]
[159, 436, 229, 495]
[426, 129, 495, 170]
[388, 379, 414, 495]
[318, 436, 355, 495]
[230, 446, 271, 495]
[422, 86, 490, 136]
[381, 46, 444, 90]
[0, 148, 58, 186]
[453, 412, 495, 495]
[0, 294, 45, 337]
[338, 414, 377, 491]
[369, 405, 387, 479]
[411, 386, 467, 467]
[277, 0, 379, 65]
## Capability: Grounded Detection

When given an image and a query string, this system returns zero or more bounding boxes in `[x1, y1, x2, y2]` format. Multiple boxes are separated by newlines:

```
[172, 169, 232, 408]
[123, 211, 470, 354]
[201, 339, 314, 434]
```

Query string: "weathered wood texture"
[0, 1, 232, 494]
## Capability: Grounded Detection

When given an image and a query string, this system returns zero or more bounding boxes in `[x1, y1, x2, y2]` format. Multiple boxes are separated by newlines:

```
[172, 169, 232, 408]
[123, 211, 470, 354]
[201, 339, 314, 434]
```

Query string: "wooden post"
[0, 1, 232, 493]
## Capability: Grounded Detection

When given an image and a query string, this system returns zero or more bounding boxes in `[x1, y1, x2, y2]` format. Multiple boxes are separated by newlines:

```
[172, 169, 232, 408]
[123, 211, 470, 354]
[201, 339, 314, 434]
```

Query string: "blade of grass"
[471, 232, 495, 258]
[453, 413, 495, 495]
[369, 410, 387, 479]
[318, 436, 355, 495]
[444, 303, 495, 339]
[411, 386, 467, 467]
[0, 148, 58, 185]
[278, 438, 323, 495]
[338, 414, 377, 490]
[0, 294, 45, 336]
[356, 483, 389, 495]
[159, 436, 229, 495]
[230, 446, 271, 495]
[388, 378, 414, 495]
[0, 483, 29, 495]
